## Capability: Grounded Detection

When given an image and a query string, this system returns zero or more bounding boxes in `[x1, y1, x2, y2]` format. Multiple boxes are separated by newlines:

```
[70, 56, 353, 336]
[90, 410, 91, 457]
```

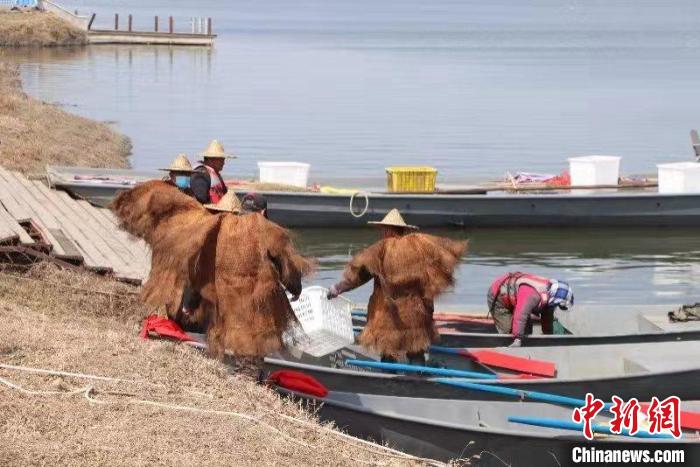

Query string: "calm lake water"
[6, 0, 700, 306]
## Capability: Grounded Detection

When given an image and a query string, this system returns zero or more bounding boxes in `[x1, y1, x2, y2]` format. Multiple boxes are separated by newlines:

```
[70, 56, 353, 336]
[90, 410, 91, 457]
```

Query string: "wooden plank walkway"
[0, 167, 149, 283]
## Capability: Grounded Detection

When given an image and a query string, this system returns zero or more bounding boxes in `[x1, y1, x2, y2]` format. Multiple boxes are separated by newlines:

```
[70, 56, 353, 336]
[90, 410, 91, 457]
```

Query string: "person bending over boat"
[487, 272, 574, 347]
[327, 209, 467, 365]
[160, 154, 195, 197]
[190, 140, 233, 204]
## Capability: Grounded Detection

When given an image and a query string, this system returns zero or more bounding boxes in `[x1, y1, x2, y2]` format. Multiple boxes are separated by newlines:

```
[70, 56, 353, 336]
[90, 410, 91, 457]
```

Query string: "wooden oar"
[430, 345, 557, 378]
[344, 359, 498, 380]
[508, 416, 674, 439]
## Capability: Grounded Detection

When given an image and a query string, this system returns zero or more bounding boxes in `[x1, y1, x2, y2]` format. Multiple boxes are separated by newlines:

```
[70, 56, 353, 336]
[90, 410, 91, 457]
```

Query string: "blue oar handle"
[508, 416, 674, 439]
[430, 345, 467, 355]
[345, 359, 497, 380]
[432, 378, 586, 406]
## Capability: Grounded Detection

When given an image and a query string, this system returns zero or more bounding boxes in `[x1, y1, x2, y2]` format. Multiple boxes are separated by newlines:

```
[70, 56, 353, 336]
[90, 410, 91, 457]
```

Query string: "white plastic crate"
[568, 155, 621, 186]
[657, 162, 700, 194]
[258, 162, 310, 188]
[283, 286, 355, 357]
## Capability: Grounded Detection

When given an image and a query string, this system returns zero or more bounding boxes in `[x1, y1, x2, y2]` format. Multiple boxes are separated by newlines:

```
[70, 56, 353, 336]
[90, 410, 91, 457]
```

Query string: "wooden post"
[128, 14, 133, 32]
[114, 14, 119, 31]
[169, 16, 174, 34]
[155, 16, 159, 33]
[207, 18, 212, 35]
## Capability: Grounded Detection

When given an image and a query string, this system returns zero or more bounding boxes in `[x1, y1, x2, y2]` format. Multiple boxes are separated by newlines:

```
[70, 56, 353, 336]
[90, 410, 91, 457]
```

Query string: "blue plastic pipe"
[432, 378, 587, 406]
[508, 416, 674, 439]
[345, 359, 498, 379]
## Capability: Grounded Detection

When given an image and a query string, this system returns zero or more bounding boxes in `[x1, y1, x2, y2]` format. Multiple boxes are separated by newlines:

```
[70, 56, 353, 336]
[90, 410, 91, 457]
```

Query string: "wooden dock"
[0, 167, 149, 283]
[88, 13, 216, 46]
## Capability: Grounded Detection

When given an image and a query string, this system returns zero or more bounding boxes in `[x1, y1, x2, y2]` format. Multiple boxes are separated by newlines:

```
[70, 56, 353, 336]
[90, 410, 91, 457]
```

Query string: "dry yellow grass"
[0, 61, 132, 174]
[0, 265, 443, 466]
[0, 10, 86, 47]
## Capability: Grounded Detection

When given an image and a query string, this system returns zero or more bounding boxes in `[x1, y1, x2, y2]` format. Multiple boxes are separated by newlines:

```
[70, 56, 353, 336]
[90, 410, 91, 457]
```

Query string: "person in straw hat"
[327, 209, 468, 365]
[111, 180, 314, 368]
[159, 153, 195, 196]
[191, 139, 235, 204]
[177, 191, 244, 331]
[204, 191, 242, 215]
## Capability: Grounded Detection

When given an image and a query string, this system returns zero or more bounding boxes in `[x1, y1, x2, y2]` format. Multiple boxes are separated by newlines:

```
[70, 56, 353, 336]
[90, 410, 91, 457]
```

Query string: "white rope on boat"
[349, 191, 370, 218]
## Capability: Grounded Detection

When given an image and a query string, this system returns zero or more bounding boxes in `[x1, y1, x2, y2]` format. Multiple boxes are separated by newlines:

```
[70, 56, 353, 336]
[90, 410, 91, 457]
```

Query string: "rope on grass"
[0, 364, 446, 466]
[0, 375, 91, 396]
[0, 363, 164, 388]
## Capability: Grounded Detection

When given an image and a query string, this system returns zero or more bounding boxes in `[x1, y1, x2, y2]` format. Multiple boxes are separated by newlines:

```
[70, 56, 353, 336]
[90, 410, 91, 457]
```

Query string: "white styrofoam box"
[257, 162, 310, 188]
[568, 155, 621, 187]
[283, 286, 355, 357]
[657, 162, 700, 194]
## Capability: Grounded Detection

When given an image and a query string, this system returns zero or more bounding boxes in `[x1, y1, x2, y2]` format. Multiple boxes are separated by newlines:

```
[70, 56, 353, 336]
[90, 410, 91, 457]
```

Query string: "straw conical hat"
[199, 139, 236, 159]
[368, 209, 418, 230]
[159, 154, 194, 172]
[204, 191, 242, 213]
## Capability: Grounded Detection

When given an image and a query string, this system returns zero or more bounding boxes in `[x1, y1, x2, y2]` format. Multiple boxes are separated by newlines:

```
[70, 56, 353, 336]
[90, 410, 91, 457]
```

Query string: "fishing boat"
[355, 304, 700, 348]
[263, 340, 700, 402]
[46, 165, 700, 228]
[273, 388, 699, 465]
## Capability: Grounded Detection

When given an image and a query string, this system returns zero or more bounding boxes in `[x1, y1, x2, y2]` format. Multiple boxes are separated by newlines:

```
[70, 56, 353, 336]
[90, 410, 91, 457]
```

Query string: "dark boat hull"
[290, 392, 697, 465]
[436, 329, 700, 348]
[255, 190, 700, 228]
[46, 164, 700, 228]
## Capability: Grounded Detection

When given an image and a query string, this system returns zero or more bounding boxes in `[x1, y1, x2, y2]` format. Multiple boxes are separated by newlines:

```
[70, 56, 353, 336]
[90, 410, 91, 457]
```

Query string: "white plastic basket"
[257, 162, 311, 188]
[283, 286, 355, 357]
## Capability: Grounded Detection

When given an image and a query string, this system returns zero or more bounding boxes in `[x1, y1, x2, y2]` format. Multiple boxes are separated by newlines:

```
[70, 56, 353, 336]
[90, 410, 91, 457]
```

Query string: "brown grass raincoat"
[336, 233, 467, 356]
[111, 181, 313, 358]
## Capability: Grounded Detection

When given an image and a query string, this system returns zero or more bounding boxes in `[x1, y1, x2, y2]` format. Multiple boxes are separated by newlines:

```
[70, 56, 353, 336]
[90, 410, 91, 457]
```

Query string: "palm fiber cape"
[111, 180, 313, 358]
[337, 234, 467, 356]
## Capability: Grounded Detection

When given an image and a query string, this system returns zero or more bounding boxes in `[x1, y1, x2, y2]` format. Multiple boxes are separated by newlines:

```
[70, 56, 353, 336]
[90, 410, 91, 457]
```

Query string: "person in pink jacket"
[487, 272, 574, 347]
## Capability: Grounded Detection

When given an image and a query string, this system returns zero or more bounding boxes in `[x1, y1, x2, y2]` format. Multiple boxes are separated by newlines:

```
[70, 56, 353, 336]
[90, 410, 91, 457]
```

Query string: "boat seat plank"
[641, 313, 700, 332]
[0, 168, 81, 259]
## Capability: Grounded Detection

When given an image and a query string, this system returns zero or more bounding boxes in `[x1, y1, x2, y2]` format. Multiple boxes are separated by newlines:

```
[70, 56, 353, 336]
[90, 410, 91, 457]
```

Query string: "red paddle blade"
[470, 350, 556, 378]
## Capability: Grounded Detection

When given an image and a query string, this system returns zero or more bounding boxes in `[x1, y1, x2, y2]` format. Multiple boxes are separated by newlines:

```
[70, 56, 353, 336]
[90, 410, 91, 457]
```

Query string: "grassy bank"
[0, 265, 439, 466]
[0, 10, 86, 47]
[0, 61, 132, 174]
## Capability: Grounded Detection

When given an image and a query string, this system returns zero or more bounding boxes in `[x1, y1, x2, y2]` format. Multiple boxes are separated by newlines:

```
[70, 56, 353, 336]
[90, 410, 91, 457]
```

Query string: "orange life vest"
[197, 164, 227, 203]
[492, 272, 551, 309]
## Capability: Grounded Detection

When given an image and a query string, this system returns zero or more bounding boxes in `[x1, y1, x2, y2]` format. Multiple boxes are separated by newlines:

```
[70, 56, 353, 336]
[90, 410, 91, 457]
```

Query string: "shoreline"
[0, 60, 132, 175]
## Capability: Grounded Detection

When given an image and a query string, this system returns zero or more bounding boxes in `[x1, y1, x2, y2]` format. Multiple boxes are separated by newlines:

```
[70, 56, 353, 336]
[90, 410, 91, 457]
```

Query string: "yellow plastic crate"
[386, 166, 438, 193]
